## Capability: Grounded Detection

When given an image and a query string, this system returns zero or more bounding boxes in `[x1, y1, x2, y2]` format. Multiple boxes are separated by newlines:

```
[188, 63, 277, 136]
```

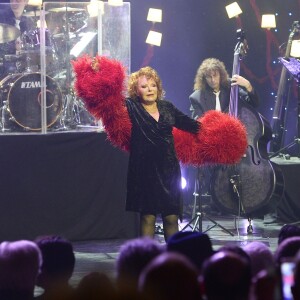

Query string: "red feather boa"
[72, 55, 131, 151]
[72, 55, 247, 165]
[173, 110, 247, 165]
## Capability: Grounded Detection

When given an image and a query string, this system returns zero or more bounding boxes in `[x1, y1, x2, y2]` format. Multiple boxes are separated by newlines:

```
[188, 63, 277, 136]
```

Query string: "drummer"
[0, 0, 34, 77]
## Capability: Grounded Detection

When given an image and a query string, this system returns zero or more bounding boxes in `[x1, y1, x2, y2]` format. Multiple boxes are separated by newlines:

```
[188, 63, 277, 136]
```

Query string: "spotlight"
[225, 2, 242, 19]
[147, 8, 162, 23]
[181, 177, 187, 189]
[261, 14, 276, 30]
[88, 0, 104, 17]
[36, 20, 47, 28]
[108, 0, 123, 6]
[146, 30, 162, 47]
[28, 0, 42, 6]
[290, 40, 300, 58]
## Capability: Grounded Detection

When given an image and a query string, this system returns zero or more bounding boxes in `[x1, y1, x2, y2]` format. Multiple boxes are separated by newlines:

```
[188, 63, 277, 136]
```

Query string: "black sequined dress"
[125, 98, 199, 216]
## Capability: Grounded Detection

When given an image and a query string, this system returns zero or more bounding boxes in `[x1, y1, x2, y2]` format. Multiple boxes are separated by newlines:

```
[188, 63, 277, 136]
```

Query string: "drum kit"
[0, 5, 97, 133]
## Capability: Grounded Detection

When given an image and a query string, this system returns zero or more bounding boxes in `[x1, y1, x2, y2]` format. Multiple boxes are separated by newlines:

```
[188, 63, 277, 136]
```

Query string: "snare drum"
[0, 73, 62, 130]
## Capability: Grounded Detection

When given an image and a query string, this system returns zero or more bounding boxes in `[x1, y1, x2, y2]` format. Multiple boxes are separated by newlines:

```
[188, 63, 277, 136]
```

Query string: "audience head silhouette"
[0, 240, 42, 300]
[138, 252, 202, 300]
[201, 250, 251, 300]
[167, 231, 214, 271]
[243, 241, 275, 276]
[278, 224, 300, 245]
[116, 237, 164, 293]
[75, 271, 117, 300]
[274, 236, 300, 265]
[35, 235, 75, 300]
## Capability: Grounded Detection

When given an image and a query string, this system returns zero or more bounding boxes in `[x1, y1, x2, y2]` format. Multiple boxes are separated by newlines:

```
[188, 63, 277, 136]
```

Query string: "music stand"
[269, 57, 300, 158]
[181, 168, 234, 236]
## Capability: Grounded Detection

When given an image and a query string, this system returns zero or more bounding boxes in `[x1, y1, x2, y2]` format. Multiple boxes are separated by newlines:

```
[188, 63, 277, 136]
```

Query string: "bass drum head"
[7, 73, 62, 130]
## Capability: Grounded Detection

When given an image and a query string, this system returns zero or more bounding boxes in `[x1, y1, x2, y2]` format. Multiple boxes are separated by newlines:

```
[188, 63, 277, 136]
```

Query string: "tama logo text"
[21, 81, 42, 88]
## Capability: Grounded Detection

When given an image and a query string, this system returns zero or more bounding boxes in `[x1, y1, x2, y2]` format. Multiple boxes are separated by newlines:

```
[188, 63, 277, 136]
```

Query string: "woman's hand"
[91, 57, 99, 71]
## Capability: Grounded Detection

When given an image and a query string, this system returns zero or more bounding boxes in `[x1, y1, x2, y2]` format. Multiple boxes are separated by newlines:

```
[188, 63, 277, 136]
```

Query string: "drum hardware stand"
[71, 98, 88, 127]
[181, 168, 234, 236]
[58, 88, 89, 130]
[0, 100, 11, 132]
[68, 90, 88, 127]
[57, 93, 73, 130]
[56, 6, 83, 130]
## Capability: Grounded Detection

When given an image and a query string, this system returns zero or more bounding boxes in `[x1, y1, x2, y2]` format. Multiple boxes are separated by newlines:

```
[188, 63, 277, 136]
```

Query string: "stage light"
[181, 177, 187, 189]
[88, 0, 104, 17]
[225, 2, 242, 19]
[28, 0, 42, 6]
[261, 14, 276, 30]
[147, 8, 162, 23]
[146, 30, 162, 47]
[36, 20, 47, 28]
[108, 0, 123, 6]
[290, 40, 300, 58]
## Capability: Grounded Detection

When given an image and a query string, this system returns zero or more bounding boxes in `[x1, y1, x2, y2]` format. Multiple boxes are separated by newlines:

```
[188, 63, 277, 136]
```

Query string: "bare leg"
[162, 214, 179, 241]
[140, 214, 156, 238]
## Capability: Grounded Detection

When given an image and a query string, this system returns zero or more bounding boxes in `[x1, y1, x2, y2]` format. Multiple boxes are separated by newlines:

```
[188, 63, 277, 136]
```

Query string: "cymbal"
[0, 23, 20, 43]
[23, 10, 49, 17]
[49, 7, 85, 13]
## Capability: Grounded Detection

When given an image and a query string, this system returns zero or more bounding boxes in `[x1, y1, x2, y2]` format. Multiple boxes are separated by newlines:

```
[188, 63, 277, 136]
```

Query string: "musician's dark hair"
[194, 58, 230, 91]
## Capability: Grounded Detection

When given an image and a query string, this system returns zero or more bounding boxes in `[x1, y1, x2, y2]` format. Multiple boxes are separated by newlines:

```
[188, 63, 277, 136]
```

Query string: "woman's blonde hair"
[193, 58, 230, 91]
[128, 66, 165, 100]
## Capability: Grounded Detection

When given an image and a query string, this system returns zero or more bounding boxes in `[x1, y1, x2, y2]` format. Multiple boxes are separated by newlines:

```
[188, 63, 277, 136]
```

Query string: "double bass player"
[189, 58, 258, 119]
[189, 57, 278, 224]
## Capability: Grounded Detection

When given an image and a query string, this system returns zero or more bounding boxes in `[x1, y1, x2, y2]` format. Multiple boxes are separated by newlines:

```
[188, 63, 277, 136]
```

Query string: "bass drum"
[0, 73, 62, 131]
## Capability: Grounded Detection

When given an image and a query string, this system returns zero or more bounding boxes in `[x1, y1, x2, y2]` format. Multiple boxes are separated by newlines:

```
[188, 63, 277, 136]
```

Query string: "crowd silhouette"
[1, 225, 300, 299]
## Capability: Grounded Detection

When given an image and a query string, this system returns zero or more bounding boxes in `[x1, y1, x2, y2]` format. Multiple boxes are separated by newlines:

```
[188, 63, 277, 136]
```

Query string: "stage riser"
[0, 132, 138, 241]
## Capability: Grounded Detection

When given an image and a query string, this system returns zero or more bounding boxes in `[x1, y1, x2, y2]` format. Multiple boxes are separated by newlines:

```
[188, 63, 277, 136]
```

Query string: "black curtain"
[0, 132, 138, 241]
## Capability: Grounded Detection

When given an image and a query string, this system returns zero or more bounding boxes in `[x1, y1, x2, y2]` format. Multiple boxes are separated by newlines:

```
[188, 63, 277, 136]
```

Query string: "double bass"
[211, 29, 284, 217]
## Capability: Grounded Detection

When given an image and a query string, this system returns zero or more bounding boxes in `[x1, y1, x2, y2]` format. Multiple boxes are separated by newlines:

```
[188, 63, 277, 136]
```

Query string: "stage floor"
[60, 214, 284, 289]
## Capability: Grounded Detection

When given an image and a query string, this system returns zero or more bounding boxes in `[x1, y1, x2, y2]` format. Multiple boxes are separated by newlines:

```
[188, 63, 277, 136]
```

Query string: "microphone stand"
[181, 167, 234, 236]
